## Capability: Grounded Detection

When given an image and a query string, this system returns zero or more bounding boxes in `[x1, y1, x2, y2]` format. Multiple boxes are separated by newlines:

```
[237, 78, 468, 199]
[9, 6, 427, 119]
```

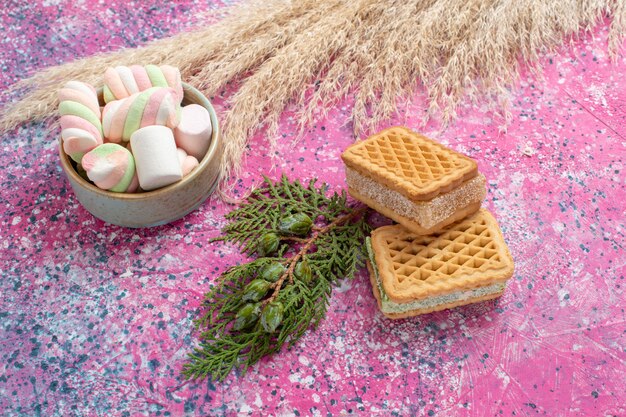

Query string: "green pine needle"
[183, 175, 370, 382]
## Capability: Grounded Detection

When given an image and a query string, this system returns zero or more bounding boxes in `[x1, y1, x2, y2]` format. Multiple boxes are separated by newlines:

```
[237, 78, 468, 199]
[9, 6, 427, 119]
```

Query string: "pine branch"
[183, 175, 370, 382]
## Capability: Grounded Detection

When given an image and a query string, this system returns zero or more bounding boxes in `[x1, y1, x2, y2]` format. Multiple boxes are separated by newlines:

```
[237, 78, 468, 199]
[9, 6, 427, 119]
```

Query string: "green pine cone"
[258, 232, 280, 256]
[232, 303, 261, 331]
[278, 213, 313, 236]
[260, 302, 284, 333]
[259, 262, 287, 283]
[294, 259, 312, 283]
[242, 279, 271, 302]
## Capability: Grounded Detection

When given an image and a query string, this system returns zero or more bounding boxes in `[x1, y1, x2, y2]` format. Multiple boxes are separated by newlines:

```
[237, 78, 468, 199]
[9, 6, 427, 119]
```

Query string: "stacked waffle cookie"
[341, 127, 514, 318]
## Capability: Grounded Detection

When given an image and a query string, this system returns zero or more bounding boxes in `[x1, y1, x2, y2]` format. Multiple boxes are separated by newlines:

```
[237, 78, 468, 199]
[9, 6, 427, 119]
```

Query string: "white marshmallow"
[65, 81, 100, 110]
[61, 127, 98, 145]
[156, 94, 177, 126]
[102, 100, 124, 140]
[176, 148, 187, 165]
[130, 126, 182, 191]
[116, 65, 139, 95]
[174, 104, 212, 160]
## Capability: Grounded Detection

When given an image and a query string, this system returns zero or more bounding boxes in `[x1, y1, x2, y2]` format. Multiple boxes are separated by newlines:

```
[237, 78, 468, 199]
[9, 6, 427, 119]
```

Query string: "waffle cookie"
[366, 209, 514, 318]
[342, 126, 486, 235]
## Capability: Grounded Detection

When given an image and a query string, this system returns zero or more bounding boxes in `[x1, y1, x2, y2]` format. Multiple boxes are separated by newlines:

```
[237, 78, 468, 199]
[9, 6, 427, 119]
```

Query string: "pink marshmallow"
[58, 81, 103, 162]
[58, 88, 100, 116]
[81, 143, 137, 192]
[104, 97, 134, 143]
[126, 172, 140, 193]
[176, 148, 200, 177]
[60, 115, 101, 142]
[130, 65, 152, 91]
[173, 104, 212, 160]
[102, 87, 180, 143]
[161, 65, 184, 102]
[59, 114, 103, 162]
[103, 65, 183, 103]
[104, 67, 128, 100]
[139, 88, 173, 128]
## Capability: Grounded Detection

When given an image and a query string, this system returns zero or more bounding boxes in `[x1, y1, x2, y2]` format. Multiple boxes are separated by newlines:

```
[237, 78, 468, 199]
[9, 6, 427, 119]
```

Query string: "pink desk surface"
[0, 1, 624, 416]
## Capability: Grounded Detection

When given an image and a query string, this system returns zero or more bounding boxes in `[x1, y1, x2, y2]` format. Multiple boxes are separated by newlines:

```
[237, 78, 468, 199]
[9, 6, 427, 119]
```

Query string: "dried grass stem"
[1, 0, 624, 184]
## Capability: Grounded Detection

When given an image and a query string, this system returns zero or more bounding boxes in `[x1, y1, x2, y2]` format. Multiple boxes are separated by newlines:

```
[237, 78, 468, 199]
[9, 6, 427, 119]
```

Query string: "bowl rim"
[59, 82, 220, 200]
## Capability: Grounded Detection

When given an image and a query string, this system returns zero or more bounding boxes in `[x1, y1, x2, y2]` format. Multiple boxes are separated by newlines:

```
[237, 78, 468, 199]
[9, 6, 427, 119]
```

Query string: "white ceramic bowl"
[59, 83, 222, 227]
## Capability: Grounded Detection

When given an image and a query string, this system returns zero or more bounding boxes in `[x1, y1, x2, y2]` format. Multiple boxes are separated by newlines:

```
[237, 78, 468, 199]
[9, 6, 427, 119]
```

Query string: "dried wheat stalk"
[1, 0, 624, 183]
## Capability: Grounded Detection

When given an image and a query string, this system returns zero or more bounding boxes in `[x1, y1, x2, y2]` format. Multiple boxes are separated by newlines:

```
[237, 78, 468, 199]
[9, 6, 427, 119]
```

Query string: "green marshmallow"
[58, 101, 103, 136]
[122, 88, 156, 141]
[145, 64, 168, 88]
[87, 143, 136, 192]
[69, 151, 85, 164]
[103, 84, 115, 104]
[110, 153, 136, 192]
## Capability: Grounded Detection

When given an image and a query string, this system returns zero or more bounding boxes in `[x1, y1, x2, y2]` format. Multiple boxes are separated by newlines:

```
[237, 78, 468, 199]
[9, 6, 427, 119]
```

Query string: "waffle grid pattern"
[388, 217, 502, 283]
[342, 127, 477, 200]
[371, 209, 514, 302]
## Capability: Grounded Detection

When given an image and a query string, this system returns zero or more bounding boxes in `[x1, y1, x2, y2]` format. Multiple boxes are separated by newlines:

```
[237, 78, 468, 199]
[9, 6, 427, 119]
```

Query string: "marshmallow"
[102, 87, 181, 143]
[58, 81, 103, 163]
[176, 148, 200, 177]
[81, 143, 139, 193]
[130, 126, 183, 191]
[103, 64, 183, 103]
[173, 104, 212, 160]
